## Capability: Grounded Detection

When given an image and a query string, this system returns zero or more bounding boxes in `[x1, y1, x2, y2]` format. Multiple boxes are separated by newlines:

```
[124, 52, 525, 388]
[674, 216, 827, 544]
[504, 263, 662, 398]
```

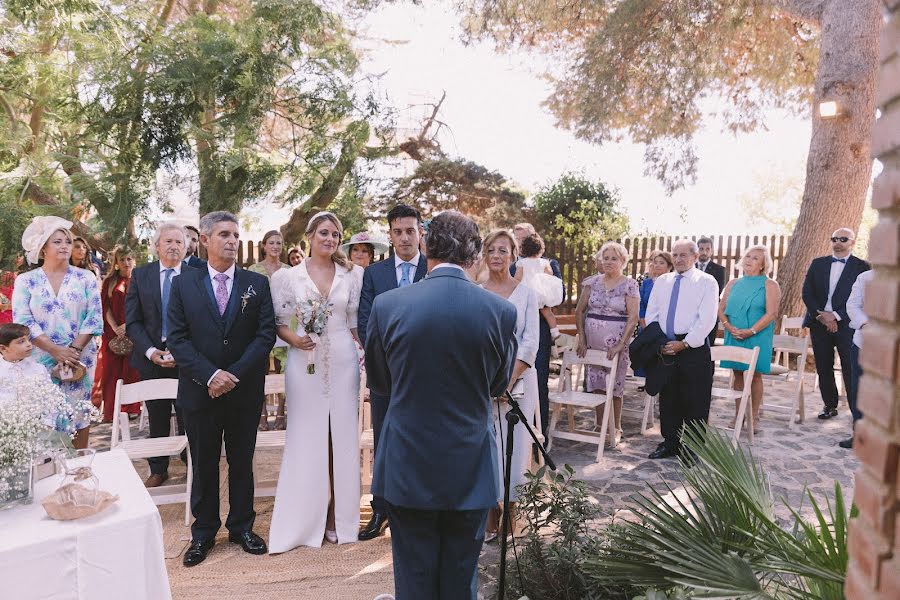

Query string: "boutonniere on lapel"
[240, 285, 257, 314]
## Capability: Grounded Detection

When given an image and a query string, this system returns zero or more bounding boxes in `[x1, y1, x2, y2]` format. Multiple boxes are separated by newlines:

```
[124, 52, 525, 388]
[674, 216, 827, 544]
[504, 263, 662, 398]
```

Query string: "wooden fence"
[546, 234, 791, 314]
[227, 233, 791, 314]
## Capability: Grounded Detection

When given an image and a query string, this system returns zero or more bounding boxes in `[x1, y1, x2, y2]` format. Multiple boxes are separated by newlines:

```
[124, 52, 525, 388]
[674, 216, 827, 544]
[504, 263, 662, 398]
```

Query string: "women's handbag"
[108, 335, 134, 356]
[51, 360, 87, 382]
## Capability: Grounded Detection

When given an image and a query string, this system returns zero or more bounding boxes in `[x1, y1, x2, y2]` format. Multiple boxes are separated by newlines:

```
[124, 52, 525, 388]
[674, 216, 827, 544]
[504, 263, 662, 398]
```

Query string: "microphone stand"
[497, 390, 556, 600]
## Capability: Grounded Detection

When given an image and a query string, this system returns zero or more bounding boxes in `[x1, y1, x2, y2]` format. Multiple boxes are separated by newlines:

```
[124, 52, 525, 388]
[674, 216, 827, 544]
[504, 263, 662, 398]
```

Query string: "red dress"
[95, 277, 141, 421]
[0, 271, 14, 324]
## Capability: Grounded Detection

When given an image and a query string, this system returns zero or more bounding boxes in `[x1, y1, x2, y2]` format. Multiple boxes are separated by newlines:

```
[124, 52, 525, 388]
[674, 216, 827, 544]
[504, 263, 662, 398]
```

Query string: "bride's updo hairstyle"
[425, 211, 482, 269]
[305, 211, 352, 271]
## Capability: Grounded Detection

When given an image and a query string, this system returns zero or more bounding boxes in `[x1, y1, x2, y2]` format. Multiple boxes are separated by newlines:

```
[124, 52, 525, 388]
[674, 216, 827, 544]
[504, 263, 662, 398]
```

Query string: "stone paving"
[88, 368, 860, 599]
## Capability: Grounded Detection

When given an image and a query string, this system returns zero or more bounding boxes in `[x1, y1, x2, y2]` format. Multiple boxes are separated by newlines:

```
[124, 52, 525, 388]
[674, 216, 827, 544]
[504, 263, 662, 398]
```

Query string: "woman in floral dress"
[13, 217, 103, 449]
[575, 241, 639, 441]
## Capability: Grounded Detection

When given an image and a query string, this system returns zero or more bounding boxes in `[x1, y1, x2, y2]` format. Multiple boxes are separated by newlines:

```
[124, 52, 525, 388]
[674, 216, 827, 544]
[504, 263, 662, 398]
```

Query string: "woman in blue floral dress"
[13, 217, 103, 449]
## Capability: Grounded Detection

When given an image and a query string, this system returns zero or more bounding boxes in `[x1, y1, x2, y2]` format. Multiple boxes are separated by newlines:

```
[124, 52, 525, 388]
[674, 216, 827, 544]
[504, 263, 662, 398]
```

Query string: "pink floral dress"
[582, 275, 639, 397]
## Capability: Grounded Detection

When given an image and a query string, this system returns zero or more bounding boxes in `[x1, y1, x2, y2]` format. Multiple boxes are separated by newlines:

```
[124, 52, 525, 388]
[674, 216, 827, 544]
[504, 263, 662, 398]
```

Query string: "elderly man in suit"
[356, 203, 428, 541]
[801, 228, 871, 420]
[696, 236, 726, 346]
[365, 211, 518, 600]
[125, 222, 196, 488]
[167, 211, 275, 567]
[645, 239, 719, 459]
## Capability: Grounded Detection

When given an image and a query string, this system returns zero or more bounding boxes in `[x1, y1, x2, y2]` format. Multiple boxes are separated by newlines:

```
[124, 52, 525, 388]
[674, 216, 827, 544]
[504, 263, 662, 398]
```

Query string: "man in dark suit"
[802, 228, 871, 419]
[696, 236, 726, 346]
[365, 211, 517, 600]
[183, 224, 207, 269]
[125, 222, 195, 488]
[167, 211, 276, 567]
[357, 204, 427, 541]
[512, 222, 563, 437]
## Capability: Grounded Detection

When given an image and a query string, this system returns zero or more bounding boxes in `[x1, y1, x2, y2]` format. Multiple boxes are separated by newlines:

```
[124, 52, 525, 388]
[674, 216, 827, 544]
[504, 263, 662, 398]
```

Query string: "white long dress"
[484, 282, 540, 501]
[268, 262, 363, 551]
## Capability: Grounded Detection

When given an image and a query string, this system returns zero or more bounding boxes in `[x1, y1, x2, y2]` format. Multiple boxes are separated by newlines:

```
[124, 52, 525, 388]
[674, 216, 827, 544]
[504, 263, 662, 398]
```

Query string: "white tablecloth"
[0, 449, 172, 600]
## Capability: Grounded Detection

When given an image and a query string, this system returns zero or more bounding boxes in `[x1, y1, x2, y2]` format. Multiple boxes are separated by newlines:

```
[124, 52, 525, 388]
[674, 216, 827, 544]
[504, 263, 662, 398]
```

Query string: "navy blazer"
[185, 255, 207, 269]
[125, 261, 197, 380]
[358, 255, 427, 347]
[364, 267, 518, 511]
[166, 265, 276, 412]
[802, 255, 871, 328]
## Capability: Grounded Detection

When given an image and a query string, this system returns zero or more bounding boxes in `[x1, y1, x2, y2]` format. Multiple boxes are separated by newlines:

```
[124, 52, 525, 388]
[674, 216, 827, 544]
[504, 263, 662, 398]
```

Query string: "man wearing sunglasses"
[801, 228, 870, 420]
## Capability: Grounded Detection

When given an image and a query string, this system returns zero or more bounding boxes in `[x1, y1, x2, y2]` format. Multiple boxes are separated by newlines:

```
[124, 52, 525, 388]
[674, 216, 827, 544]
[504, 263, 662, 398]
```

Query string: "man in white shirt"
[801, 228, 871, 419]
[644, 239, 720, 459]
[840, 269, 874, 448]
[125, 222, 194, 487]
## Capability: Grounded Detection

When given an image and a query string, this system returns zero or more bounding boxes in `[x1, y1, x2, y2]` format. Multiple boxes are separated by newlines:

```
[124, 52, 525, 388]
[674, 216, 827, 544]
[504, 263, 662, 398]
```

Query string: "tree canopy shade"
[461, 0, 882, 317]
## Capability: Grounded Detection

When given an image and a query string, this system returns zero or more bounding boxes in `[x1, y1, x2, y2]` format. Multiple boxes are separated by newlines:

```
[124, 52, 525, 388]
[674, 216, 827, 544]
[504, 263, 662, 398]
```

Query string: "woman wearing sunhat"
[341, 232, 389, 269]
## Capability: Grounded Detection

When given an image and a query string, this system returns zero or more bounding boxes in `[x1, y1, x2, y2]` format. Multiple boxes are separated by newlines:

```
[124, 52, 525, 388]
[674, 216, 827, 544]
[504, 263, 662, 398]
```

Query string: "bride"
[269, 211, 363, 551]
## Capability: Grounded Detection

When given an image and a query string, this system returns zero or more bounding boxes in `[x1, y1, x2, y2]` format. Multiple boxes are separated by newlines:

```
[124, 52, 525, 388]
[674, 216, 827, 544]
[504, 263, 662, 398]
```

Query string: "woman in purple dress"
[575, 241, 639, 441]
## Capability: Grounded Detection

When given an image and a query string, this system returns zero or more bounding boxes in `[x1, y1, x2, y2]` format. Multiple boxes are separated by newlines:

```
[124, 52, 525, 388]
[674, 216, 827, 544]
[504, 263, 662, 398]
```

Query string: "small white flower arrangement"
[0, 376, 73, 505]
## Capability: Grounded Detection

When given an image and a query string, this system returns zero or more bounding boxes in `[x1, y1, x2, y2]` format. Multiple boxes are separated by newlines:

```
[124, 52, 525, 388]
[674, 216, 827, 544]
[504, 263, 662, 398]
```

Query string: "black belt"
[587, 313, 628, 322]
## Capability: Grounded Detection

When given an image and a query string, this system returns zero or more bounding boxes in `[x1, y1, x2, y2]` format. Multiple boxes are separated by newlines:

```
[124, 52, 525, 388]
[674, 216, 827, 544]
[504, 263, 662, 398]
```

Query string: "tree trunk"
[776, 0, 881, 318]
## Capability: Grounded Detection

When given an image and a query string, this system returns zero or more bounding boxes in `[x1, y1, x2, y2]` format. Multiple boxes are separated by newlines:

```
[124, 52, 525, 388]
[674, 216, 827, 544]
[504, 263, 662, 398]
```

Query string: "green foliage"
[506, 464, 640, 600]
[463, 0, 819, 192]
[532, 172, 629, 246]
[585, 426, 851, 599]
[388, 158, 526, 231]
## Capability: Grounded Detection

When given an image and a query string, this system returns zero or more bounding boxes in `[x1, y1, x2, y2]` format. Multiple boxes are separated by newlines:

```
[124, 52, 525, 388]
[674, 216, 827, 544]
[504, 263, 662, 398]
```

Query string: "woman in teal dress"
[718, 245, 781, 431]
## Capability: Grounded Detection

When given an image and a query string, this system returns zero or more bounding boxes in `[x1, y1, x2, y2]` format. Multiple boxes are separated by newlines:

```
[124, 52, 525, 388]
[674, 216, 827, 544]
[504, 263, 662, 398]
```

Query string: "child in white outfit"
[0, 322, 53, 405]
[514, 233, 563, 338]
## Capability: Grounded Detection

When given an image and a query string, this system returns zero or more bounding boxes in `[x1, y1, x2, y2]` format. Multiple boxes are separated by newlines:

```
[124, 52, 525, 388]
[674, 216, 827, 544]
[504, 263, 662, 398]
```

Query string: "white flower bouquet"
[0, 376, 73, 507]
[298, 293, 332, 374]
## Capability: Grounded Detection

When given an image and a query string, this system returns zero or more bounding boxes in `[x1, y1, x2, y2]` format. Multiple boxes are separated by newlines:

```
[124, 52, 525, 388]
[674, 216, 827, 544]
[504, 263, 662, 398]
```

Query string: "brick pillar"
[846, 3, 900, 598]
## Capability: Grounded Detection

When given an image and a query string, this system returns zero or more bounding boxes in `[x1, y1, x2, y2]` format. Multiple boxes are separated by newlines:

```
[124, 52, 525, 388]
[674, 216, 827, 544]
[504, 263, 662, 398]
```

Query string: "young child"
[0, 323, 52, 400]
[514, 233, 563, 338]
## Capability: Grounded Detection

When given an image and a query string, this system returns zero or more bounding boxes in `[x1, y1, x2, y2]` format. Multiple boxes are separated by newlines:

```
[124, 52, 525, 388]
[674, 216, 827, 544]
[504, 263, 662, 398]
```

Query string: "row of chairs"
[546, 316, 814, 461]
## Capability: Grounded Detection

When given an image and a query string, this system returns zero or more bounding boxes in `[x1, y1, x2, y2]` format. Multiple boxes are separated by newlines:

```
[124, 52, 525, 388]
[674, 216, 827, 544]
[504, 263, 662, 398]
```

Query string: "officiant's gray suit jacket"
[364, 267, 518, 510]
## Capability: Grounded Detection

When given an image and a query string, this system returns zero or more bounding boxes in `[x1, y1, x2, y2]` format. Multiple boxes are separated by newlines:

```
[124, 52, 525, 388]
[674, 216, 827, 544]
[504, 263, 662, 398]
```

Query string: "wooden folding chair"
[253, 373, 287, 497]
[710, 345, 760, 444]
[765, 332, 810, 427]
[112, 378, 192, 525]
[547, 348, 620, 461]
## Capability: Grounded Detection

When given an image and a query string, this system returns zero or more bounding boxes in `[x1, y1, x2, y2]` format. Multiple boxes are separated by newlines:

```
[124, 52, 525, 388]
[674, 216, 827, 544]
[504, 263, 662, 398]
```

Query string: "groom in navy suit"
[357, 204, 428, 540]
[365, 211, 518, 599]
[801, 228, 870, 419]
[167, 211, 275, 567]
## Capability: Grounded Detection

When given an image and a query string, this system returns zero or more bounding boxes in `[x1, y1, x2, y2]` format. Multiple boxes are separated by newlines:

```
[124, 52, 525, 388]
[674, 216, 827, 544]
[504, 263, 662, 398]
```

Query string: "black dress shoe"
[838, 436, 854, 449]
[648, 445, 678, 459]
[183, 538, 215, 567]
[228, 531, 267, 555]
[358, 513, 389, 541]
[818, 408, 838, 419]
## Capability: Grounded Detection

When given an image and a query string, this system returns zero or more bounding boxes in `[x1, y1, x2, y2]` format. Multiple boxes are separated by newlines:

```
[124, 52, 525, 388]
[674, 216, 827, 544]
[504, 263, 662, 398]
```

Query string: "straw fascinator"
[22, 216, 74, 265]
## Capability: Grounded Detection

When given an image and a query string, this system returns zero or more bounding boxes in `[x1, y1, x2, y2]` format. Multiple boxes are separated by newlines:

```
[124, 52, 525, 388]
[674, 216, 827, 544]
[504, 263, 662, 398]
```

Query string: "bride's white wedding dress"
[268, 261, 363, 551]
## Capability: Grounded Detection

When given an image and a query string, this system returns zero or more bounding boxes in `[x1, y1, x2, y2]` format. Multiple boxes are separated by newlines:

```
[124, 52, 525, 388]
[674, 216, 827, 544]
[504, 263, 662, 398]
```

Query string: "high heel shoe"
[324, 529, 338, 543]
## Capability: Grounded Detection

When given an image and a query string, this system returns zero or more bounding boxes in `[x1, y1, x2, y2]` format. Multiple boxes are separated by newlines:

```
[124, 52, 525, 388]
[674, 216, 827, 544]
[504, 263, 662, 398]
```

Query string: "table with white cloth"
[0, 448, 172, 600]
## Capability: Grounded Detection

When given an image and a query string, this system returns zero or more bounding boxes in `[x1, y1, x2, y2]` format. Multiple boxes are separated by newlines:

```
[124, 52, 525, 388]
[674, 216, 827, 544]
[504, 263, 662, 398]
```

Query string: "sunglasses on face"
[831, 236, 851, 243]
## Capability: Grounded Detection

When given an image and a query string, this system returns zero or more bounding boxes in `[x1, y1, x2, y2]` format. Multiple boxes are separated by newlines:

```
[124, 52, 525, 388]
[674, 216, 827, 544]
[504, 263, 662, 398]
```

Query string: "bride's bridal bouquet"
[299, 293, 332, 374]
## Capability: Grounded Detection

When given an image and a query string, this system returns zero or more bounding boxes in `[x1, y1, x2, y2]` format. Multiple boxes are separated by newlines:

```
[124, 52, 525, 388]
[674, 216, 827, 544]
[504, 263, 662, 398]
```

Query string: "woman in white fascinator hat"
[12, 216, 104, 448]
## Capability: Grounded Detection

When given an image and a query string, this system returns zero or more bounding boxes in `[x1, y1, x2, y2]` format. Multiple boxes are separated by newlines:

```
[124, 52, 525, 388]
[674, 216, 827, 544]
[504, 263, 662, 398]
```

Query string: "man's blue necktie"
[399, 262, 413, 287]
[832, 257, 846, 263]
[161, 268, 173, 338]
[665, 274, 684, 340]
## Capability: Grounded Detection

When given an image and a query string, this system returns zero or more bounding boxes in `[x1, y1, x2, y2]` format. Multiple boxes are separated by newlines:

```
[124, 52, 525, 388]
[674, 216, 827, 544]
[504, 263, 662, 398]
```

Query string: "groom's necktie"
[665, 274, 684, 340]
[214, 273, 229, 316]
[399, 262, 413, 287]
[161, 268, 173, 338]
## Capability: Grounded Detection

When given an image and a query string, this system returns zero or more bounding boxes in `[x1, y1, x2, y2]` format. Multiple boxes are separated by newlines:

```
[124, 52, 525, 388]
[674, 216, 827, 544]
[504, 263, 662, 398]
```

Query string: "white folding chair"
[112, 378, 192, 525]
[547, 348, 620, 461]
[710, 346, 760, 444]
[624, 371, 657, 434]
[358, 370, 375, 494]
[765, 332, 810, 427]
[253, 374, 287, 497]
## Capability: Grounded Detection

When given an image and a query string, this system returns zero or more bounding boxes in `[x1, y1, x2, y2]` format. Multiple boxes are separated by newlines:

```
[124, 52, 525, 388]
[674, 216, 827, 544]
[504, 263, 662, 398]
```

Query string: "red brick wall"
[846, 3, 900, 598]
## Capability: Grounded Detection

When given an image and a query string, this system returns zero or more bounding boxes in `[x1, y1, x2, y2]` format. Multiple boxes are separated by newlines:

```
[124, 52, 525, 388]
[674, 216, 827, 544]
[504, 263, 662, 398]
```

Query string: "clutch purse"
[51, 360, 87, 382]
[108, 334, 134, 356]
